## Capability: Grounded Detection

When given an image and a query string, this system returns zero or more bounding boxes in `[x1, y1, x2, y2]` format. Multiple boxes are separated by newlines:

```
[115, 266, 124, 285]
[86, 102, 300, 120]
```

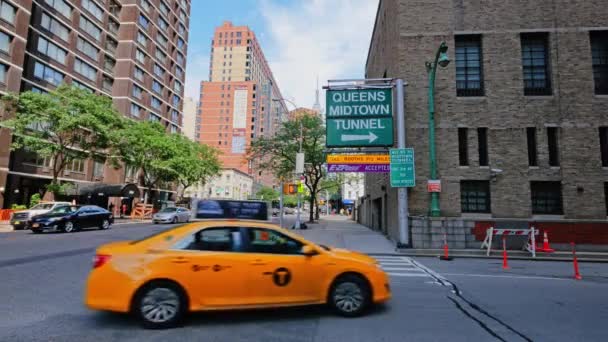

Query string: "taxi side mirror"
[302, 245, 318, 256]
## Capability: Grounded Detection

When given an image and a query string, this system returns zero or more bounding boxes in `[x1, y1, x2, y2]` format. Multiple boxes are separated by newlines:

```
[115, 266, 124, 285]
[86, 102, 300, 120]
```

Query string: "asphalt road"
[0, 220, 607, 341]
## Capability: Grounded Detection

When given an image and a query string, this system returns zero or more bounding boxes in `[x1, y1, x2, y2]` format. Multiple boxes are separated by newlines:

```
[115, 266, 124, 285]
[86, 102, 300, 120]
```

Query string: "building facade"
[197, 21, 287, 184]
[186, 168, 253, 201]
[0, 0, 191, 209]
[181, 96, 197, 141]
[363, 0, 608, 246]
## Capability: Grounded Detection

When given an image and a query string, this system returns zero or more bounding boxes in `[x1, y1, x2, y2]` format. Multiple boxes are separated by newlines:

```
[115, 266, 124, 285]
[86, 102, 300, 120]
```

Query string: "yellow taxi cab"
[85, 220, 391, 328]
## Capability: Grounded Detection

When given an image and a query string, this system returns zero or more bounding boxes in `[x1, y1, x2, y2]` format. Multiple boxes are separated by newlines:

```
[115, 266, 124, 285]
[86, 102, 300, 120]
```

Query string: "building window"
[152, 80, 162, 94]
[156, 33, 168, 47]
[177, 52, 184, 65]
[37, 36, 67, 64]
[460, 180, 491, 213]
[171, 110, 179, 122]
[136, 49, 145, 64]
[79, 16, 101, 41]
[76, 37, 98, 60]
[159, 1, 169, 16]
[82, 0, 103, 21]
[591, 31, 608, 95]
[0, 31, 10, 54]
[130, 103, 141, 117]
[521, 33, 551, 95]
[0, 0, 16, 23]
[93, 160, 104, 178]
[170, 125, 177, 133]
[477, 127, 488, 166]
[137, 31, 147, 47]
[175, 66, 183, 78]
[134, 66, 144, 81]
[531, 181, 563, 215]
[157, 17, 168, 31]
[153, 63, 164, 77]
[132, 85, 142, 99]
[155, 49, 166, 63]
[458, 127, 468, 166]
[138, 14, 149, 29]
[140, 0, 150, 12]
[527, 127, 538, 166]
[149, 113, 161, 123]
[455, 35, 484, 96]
[74, 58, 97, 81]
[174, 81, 182, 93]
[40, 13, 70, 41]
[65, 159, 85, 173]
[151, 96, 161, 110]
[547, 127, 560, 166]
[177, 38, 185, 50]
[0, 63, 7, 83]
[33, 62, 64, 85]
[600, 127, 608, 167]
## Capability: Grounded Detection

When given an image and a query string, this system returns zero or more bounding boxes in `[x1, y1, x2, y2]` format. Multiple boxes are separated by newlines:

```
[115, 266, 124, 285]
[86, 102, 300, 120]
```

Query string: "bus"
[191, 199, 271, 221]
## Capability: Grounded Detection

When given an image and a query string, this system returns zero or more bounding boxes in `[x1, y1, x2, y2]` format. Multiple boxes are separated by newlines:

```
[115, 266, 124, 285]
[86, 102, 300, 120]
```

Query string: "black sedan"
[30, 205, 114, 233]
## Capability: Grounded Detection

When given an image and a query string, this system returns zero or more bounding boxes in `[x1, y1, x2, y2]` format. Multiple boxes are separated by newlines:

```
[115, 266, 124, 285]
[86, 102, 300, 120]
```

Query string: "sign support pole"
[279, 180, 284, 228]
[395, 78, 410, 247]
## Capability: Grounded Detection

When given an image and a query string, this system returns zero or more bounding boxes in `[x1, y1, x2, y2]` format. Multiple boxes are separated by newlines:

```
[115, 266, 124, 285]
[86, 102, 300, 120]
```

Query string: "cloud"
[184, 52, 210, 101]
[259, 0, 379, 111]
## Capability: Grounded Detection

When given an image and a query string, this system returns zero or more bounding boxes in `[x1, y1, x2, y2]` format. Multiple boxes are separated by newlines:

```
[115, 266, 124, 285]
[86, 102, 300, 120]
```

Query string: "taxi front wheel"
[329, 274, 371, 317]
[133, 280, 187, 329]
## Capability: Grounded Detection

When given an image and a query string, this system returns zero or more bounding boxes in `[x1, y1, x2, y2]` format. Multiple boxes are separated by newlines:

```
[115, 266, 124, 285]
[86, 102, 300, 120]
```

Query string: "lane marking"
[389, 273, 429, 277]
[382, 267, 419, 271]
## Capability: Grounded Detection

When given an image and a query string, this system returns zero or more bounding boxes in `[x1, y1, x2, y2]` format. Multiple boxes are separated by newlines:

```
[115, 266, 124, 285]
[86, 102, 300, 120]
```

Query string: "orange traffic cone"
[571, 242, 582, 280]
[440, 233, 453, 261]
[502, 236, 510, 270]
[537, 231, 555, 253]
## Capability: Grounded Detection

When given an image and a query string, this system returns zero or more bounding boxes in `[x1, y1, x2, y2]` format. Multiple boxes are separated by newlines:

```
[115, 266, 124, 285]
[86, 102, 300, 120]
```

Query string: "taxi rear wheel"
[329, 274, 371, 317]
[133, 280, 187, 329]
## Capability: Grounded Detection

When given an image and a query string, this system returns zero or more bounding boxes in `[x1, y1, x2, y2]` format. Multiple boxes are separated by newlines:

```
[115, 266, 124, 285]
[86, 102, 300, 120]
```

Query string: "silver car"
[152, 207, 191, 224]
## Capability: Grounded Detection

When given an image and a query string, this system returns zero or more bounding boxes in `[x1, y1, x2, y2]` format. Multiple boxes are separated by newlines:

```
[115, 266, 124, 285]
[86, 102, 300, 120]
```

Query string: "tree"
[248, 113, 326, 223]
[256, 186, 279, 201]
[1, 85, 124, 199]
[112, 121, 178, 204]
[169, 134, 221, 201]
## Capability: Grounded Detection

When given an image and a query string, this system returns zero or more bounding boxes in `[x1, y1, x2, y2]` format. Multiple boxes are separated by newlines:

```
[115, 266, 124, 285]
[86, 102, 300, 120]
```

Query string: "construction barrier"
[130, 204, 154, 220]
[0, 209, 15, 221]
[481, 227, 538, 257]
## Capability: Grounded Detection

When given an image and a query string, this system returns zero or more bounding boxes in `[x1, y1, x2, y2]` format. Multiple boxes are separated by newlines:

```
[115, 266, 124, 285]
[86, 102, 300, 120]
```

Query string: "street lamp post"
[425, 42, 450, 217]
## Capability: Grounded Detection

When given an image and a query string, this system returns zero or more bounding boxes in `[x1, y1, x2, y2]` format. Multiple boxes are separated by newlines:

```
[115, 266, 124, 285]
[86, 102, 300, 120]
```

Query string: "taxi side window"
[246, 228, 302, 255]
[184, 228, 243, 252]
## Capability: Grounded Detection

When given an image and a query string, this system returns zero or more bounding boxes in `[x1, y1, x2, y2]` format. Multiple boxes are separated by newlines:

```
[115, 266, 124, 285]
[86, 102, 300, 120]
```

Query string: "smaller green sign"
[390, 148, 415, 187]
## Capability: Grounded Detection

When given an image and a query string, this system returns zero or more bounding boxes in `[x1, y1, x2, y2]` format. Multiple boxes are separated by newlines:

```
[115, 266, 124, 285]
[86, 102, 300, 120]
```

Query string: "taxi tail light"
[93, 254, 111, 268]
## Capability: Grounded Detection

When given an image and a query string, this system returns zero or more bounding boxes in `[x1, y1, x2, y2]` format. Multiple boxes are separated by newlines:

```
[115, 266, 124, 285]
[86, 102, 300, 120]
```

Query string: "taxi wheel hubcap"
[64, 222, 73, 232]
[334, 282, 364, 313]
[141, 288, 179, 323]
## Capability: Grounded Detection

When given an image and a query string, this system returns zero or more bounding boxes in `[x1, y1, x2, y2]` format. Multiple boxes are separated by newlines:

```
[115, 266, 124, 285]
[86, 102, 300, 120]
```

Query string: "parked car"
[272, 208, 280, 216]
[284, 207, 295, 215]
[10, 201, 71, 230]
[30, 205, 114, 233]
[152, 207, 191, 224]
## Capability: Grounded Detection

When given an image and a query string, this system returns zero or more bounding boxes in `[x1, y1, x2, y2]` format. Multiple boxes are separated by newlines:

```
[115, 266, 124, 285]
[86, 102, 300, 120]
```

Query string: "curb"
[397, 251, 608, 263]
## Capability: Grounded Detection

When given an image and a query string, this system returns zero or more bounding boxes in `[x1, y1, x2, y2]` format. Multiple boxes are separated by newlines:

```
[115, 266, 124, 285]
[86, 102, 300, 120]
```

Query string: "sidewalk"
[0, 221, 12, 233]
[296, 215, 398, 255]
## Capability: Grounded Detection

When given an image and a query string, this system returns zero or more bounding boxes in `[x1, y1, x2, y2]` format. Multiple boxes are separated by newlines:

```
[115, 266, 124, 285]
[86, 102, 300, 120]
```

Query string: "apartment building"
[0, 0, 191, 209]
[198, 21, 287, 184]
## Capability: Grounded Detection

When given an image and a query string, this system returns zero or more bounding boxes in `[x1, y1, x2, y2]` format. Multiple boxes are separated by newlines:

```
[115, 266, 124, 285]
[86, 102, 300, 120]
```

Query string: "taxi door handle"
[250, 259, 267, 266]
[171, 257, 189, 264]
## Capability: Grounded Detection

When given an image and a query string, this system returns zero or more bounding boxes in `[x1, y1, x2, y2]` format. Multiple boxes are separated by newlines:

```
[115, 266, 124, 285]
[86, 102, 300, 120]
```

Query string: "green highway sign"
[390, 148, 415, 187]
[326, 88, 394, 147]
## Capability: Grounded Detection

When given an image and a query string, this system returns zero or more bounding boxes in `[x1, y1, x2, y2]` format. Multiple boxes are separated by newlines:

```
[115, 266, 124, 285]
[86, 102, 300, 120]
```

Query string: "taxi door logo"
[272, 267, 291, 287]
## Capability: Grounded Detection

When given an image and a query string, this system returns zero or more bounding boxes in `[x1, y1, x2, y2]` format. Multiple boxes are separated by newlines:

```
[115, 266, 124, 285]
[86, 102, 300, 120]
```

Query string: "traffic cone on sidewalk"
[440, 233, 453, 261]
[537, 231, 555, 253]
[502, 236, 510, 270]
[571, 242, 582, 280]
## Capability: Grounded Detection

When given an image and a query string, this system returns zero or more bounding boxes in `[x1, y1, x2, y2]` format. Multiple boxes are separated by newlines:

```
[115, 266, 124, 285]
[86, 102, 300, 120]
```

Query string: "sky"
[185, 0, 380, 111]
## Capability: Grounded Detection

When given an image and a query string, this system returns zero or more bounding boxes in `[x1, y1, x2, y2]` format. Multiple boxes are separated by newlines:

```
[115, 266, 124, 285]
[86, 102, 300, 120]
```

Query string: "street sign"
[328, 164, 390, 173]
[427, 180, 441, 192]
[295, 153, 305, 174]
[326, 154, 389, 164]
[326, 88, 394, 147]
[390, 148, 415, 187]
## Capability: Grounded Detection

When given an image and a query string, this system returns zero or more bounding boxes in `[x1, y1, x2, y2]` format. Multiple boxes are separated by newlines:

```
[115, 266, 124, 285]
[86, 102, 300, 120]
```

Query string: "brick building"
[362, 0, 608, 247]
[0, 0, 191, 209]
[198, 21, 287, 185]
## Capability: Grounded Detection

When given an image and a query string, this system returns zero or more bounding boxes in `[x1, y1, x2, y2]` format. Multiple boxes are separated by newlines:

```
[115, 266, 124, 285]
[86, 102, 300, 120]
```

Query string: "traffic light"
[283, 183, 297, 195]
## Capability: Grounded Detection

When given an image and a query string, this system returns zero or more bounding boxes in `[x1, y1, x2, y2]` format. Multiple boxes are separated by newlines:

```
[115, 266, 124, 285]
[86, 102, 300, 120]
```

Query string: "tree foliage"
[255, 186, 279, 201]
[1, 85, 124, 198]
[248, 113, 326, 222]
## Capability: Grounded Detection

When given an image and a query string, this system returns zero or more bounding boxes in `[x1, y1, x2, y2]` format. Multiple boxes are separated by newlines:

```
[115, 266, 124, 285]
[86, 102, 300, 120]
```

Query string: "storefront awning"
[77, 183, 140, 198]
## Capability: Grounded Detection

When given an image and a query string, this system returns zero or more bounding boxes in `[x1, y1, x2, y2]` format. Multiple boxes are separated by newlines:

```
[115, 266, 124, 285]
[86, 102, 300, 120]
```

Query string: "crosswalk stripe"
[389, 273, 429, 277]
[382, 267, 419, 271]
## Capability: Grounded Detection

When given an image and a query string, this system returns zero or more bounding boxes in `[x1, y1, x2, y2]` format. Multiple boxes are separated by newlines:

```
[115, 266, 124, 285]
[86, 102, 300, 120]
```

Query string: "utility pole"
[395, 78, 410, 247]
